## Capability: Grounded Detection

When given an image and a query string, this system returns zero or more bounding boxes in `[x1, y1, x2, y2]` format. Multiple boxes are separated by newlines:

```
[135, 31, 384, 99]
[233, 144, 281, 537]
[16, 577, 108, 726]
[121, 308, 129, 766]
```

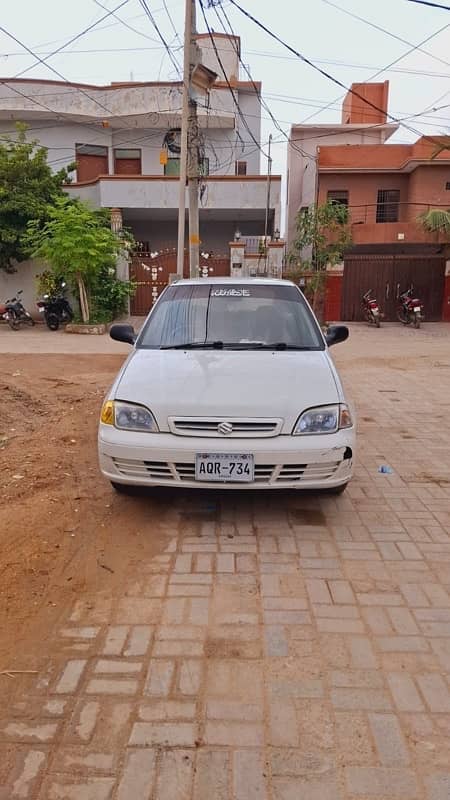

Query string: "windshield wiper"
[244, 342, 314, 350]
[160, 340, 225, 350]
[160, 341, 314, 351]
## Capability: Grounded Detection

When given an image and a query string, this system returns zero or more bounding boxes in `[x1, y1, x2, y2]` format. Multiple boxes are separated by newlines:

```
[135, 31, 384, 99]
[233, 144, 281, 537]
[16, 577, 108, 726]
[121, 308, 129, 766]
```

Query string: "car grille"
[168, 417, 282, 438]
[112, 458, 341, 484]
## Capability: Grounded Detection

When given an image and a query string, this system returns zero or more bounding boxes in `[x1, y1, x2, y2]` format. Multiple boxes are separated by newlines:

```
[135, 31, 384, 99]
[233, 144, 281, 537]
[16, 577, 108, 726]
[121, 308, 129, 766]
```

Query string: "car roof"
[171, 277, 294, 286]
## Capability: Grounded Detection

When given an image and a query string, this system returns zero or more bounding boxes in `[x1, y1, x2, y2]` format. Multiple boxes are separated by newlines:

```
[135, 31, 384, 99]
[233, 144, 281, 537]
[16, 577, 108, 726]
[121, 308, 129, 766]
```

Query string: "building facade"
[286, 82, 397, 248]
[0, 33, 282, 314]
[286, 81, 450, 322]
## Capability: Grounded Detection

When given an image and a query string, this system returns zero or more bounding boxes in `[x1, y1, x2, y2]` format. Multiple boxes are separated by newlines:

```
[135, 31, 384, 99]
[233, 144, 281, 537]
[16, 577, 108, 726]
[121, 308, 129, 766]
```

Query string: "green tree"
[27, 197, 133, 323]
[289, 201, 352, 271]
[0, 124, 74, 272]
[418, 208, 450, 237]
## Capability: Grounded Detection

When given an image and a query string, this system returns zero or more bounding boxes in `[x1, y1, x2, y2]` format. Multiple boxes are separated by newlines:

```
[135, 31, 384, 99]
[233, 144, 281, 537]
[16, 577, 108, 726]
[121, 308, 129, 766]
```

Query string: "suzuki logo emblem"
[218, 421, 233, 435]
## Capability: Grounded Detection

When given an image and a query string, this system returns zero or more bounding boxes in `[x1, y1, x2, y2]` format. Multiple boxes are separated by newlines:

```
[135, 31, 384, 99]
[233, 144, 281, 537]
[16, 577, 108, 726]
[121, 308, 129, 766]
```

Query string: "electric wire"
[92, 0, 161, 45]
[137, 0, 182, 77]
[12, 0, 131, 80]
[198, 0, 269, 160]
[226, 0, 450, 150]
[320, 0, 450, 68]
[406, 0, 450, 9]
[212, 1, 313, 162]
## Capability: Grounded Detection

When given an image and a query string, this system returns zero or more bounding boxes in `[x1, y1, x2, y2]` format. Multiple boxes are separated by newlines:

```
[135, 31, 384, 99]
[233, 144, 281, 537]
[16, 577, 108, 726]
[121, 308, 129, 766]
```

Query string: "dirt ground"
[0, 353, 166, 688]
[1, 325, 450, 799]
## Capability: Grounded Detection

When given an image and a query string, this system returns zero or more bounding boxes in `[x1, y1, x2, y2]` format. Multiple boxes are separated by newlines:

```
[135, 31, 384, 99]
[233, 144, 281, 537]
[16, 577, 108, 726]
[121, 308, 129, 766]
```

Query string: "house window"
[327, 190, 349, 207]
[114, 148, 142, 175]
[164, 157, 209, 177]
[446, 181, 450, 190]
[376, 189, 400, 223]
[235, 161, 247, 176]
[75, 144, 108, 181]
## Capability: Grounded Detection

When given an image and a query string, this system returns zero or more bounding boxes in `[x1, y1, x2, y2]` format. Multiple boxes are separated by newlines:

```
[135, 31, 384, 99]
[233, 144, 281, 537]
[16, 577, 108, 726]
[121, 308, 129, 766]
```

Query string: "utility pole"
[175, 0, 192, 278]
[264, 133, 273, 272]
[176, 0, 217, 279]
[187, 1, 200, 279]
[176, 0, 202, 279]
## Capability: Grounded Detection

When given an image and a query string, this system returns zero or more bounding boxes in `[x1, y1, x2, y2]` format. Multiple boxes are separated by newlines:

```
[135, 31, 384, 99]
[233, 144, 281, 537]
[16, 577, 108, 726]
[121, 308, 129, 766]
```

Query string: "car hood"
[114, 349, 341, 433]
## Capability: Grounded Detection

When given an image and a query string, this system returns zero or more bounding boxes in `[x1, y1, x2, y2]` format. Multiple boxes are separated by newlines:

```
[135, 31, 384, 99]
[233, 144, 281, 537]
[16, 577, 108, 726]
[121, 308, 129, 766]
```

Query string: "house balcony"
[65, 174, 282, 228]
[347, 203, 448, 245]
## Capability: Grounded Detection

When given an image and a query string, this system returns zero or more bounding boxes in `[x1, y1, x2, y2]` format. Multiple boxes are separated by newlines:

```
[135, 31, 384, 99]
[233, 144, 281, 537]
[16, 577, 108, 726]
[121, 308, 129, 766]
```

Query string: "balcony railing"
[347, 202, 449, 226]
[241, 235, 274, 254]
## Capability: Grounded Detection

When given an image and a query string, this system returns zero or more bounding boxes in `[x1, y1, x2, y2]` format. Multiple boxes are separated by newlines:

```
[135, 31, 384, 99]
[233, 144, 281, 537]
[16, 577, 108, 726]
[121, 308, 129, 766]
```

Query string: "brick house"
[287, 82, 450, 323]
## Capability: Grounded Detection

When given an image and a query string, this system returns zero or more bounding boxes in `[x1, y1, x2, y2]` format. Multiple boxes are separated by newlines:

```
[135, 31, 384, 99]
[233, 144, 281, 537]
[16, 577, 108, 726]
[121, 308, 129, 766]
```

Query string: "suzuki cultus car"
[99, 278, 355, 492]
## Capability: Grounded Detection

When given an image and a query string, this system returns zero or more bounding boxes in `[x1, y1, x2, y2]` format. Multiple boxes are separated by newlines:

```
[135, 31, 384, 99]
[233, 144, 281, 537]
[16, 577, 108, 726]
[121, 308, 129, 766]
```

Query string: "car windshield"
[137, 283, 324, 350]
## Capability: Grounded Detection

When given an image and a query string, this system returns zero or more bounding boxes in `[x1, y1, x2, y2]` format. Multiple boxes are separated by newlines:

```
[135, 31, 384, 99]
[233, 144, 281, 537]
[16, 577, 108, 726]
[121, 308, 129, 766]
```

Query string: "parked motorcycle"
[397, 287, 424, 329]
[362, 289, 381, 328]
[37, 281, 73, 330]
[0, 290, 35, 330]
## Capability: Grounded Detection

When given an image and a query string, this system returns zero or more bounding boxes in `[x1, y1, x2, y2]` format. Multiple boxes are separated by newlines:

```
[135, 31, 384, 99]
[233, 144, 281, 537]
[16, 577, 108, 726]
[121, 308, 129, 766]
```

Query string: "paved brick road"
[2, 323, 450, 799]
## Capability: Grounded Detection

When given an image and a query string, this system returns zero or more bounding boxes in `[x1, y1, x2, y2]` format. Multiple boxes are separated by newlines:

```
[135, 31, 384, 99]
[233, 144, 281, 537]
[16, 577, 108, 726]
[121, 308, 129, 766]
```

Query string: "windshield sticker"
[211, 288, 250, 297]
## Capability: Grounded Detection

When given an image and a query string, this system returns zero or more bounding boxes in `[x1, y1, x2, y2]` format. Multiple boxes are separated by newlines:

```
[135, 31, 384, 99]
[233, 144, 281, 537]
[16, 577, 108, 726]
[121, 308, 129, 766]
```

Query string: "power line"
[289, 104, 450, 145]
[92, 0, 160, 44]
[4, 43, 450, 80]
[8, 2, 181, 54]
[227, 0, 450, 150]
[198, 0, 269, 161]
[137, 0, 182, 78]
[301, 2, 449, 124]
[212, 0, 313, 162]
[406, 0, 450, 8]
[320, 0, 450, 68]
[0, 25, 142, 125]
[161, 0, 182, 46]
[244, 51, 450, 79]
[12, 0, 131, 80]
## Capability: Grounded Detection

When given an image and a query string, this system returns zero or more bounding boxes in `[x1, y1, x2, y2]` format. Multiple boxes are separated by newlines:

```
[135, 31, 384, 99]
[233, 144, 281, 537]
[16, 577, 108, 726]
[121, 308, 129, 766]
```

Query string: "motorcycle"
[0, 290, 35, 330]
[37, 281, 73, 330]
[397, 287, 424, 329]
[362, 289, 381, 328]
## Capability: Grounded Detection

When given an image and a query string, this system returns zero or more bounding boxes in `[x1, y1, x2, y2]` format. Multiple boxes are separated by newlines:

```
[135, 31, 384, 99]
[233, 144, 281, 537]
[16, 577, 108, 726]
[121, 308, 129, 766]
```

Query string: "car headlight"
[100, 400, 158, 432]
[293, 404, 353, 435]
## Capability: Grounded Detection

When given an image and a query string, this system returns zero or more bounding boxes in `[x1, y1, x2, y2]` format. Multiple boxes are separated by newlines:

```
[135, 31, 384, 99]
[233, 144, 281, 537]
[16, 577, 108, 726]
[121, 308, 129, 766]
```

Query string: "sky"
[1, 0, 449, 227]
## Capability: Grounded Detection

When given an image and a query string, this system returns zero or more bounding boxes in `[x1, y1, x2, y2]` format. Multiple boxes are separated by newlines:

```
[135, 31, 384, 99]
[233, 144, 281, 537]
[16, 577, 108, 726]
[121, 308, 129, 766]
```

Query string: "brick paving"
[1, 323, 450, 798]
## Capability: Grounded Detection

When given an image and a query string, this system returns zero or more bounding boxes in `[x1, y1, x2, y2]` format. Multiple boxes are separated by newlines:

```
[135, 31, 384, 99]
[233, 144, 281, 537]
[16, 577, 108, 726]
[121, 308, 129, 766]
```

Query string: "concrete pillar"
[267, 242, 285, 278]
[110, 208, 123, 233]
[324, 261, 344, 323]
[229, 241, 246, 277]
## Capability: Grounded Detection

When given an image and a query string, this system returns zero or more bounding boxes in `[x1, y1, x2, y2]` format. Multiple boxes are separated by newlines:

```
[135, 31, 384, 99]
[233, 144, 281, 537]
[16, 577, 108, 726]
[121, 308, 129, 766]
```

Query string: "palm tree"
[418, 209, 450, 237]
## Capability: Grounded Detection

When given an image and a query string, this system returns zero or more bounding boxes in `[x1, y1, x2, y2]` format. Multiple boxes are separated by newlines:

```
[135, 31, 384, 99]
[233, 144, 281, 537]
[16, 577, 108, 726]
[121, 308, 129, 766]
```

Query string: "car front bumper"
[98, 425, 355, 490]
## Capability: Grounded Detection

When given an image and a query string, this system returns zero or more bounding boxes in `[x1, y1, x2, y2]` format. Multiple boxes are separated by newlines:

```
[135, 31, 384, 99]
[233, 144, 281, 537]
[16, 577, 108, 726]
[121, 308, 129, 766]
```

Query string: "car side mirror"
[325, 324, 349, 347]
[110, 323, 136, 345]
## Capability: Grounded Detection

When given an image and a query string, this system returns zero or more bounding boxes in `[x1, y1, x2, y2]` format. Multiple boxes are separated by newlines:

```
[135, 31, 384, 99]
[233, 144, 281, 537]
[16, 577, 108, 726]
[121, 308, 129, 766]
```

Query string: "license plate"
[414, 306, 420, 312]
[195, 453, 254, 482]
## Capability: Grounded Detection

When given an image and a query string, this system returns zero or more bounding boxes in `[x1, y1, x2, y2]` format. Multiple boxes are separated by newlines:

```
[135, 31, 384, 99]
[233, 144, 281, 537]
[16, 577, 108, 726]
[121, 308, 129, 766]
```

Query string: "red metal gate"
[130, 248, 231, 315]
[342, 254, 445, 322]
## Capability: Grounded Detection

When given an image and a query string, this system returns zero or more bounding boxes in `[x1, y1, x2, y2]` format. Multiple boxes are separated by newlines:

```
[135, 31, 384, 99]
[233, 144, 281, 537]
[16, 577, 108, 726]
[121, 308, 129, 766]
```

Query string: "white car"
[99, 278, 355, 493]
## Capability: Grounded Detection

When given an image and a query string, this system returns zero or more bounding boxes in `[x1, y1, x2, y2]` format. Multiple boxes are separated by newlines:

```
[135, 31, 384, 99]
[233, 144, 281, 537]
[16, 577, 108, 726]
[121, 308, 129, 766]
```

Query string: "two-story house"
[0, 32, 282, 314]
[287, 81, 450, 322]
